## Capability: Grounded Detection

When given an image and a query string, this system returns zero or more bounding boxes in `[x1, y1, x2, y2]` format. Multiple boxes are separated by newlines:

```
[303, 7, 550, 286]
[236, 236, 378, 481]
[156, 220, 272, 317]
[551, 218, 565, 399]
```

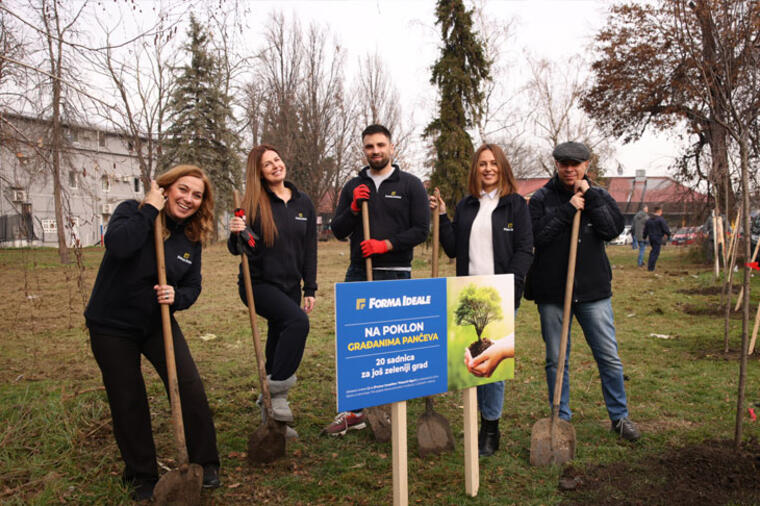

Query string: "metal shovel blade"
[529, 417, 576, 466]
[417, 397, 455, 457]
[365, 404, 393, 442]
[247, 418, 287, 464]
[152, 463, 204, 506]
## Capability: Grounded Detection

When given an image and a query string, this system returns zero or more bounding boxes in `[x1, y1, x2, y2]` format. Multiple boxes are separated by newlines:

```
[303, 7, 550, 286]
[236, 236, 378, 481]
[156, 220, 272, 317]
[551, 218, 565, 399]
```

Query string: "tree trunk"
[49, 14, 69, 264]
[734, 133, 751, 449]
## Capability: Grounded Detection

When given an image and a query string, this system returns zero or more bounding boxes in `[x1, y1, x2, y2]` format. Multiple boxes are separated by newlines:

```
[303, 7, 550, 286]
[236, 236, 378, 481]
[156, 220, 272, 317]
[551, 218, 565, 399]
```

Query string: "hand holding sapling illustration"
[454, 284, 503, 359]
[464, 334, 514, 378]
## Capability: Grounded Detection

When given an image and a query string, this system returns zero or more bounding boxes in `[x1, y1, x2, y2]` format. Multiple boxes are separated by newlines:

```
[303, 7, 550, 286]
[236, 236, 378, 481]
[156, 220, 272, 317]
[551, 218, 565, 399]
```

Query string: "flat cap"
[552, 141, 590, 163]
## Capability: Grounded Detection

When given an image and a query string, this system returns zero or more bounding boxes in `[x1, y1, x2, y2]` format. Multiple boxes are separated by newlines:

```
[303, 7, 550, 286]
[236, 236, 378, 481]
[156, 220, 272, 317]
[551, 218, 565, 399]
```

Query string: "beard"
[367, 154, 390, 170]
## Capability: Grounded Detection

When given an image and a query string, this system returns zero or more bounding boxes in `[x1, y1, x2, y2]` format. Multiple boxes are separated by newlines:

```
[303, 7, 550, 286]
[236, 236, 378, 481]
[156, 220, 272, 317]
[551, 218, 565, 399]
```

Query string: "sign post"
[334, 274, 514, 503]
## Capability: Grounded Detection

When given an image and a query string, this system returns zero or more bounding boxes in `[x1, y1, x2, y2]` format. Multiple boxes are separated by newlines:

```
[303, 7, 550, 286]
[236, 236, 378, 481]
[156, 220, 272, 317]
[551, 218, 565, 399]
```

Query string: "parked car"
[610, 225, 632, 246]
[671, 226, 704, 246]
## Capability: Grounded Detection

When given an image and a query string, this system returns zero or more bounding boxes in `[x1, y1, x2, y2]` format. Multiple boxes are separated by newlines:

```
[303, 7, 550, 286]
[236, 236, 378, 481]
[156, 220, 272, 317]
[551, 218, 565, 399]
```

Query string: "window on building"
[66, 128, 78, 143]
[69, 170, 77, 189]
[99, 132, 106, 148]
[133, 177, 141, 193]
[42, 219, 57, 233]
[127, 141, 134, 151]
[101, 175, 110, 192]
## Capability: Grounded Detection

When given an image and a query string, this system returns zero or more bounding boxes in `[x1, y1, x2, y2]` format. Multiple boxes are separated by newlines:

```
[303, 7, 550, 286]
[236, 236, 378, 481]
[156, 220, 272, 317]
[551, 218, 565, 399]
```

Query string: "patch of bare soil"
[561, 439, 760, 505]
[678, 285, 723, 296]
[680, 303, 743, 319]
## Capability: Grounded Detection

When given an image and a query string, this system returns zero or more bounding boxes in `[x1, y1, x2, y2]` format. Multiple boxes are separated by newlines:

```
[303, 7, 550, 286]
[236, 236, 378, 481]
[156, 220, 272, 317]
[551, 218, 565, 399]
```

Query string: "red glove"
[361, 239, 388, 258]
[350, 184, 371, 213]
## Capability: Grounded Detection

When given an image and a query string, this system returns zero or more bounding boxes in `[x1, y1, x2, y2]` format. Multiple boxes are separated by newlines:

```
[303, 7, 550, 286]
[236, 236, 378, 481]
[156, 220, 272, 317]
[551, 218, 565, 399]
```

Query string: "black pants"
[647, 240, 662, 271]
[239, 282, 309, 381]
[90, 321, 219, 481]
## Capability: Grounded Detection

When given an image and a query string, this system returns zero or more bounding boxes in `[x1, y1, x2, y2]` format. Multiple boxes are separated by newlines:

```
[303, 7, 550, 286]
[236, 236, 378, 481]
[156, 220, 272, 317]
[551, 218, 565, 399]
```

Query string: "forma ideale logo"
[356, 298, 366, 310]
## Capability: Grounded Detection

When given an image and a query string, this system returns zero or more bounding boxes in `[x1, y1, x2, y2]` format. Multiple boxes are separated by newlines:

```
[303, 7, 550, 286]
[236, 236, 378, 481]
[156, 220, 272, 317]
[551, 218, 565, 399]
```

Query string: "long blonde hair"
[155, 165, 214, 244]
[241, 144, 279, 246]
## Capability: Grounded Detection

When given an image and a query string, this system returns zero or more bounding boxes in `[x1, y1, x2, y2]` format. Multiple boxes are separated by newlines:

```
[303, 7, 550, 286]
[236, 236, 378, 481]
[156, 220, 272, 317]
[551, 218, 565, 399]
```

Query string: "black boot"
[478, 417, 499, 457]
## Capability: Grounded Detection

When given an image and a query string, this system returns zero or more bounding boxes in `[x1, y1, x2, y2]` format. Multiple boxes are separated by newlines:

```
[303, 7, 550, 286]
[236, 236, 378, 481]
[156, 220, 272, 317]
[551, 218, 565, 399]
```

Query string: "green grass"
[1, 240, 759, 504]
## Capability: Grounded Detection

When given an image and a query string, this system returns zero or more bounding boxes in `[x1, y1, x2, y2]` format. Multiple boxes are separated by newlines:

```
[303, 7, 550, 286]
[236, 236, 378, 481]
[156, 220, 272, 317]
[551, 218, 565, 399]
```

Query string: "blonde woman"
[85, 165, 220, 500]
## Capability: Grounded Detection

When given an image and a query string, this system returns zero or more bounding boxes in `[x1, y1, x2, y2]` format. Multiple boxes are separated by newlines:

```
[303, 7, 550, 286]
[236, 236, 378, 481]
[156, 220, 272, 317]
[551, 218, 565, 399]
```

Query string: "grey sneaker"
[611, 417, 641, 441]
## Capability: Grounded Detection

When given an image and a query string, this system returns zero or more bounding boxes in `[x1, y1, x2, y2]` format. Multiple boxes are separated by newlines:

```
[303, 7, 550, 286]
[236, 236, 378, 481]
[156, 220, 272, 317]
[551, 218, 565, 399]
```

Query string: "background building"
[0, 113, 145, 247]
[518, 170, 709, 227]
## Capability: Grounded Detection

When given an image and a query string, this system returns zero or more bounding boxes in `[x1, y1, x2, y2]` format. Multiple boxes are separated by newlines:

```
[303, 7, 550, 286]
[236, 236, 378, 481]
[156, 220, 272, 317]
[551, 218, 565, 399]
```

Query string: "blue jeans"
[538, 297, 628, 422]
[637, 240, 647, 266]
[344, 263, 411, 282]
[477, 381, 505, 421]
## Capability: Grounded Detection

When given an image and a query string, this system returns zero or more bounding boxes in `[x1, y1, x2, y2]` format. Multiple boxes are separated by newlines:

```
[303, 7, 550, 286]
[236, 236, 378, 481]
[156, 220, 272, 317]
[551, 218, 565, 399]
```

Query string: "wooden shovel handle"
[432, 188, 440, 278]
[154, 213, 190, 466]
[551, 209, 582, 420]
[233, 191, 275, 419]
[361, 200, 373, 281]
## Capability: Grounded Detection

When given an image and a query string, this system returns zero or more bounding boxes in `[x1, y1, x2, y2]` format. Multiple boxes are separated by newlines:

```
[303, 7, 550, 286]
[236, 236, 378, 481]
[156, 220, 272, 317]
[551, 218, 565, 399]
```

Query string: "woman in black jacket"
[228, 144, 317, 439]
[430, 144, 533, 457]
[85, 165, 220, 500]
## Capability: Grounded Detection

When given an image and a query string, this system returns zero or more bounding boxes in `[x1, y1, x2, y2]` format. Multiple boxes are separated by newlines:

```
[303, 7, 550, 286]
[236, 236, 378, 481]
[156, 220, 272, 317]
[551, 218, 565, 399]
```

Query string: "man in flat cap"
[526, 141, 640, 441]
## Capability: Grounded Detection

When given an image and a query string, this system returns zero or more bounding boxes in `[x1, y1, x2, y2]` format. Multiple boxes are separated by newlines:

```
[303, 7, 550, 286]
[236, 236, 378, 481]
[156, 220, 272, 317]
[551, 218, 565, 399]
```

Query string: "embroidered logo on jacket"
[177, 252, 192, 265]
[385, 190, 402, 199]
[295, 212, 308, 221]
[503, 221, 514, 232]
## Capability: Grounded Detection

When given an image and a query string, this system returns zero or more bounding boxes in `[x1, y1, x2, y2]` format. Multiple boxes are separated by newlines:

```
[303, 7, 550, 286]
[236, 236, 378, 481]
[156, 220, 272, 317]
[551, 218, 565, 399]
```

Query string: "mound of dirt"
[561, 439, 760, 505]
[678, 285, 723, 296]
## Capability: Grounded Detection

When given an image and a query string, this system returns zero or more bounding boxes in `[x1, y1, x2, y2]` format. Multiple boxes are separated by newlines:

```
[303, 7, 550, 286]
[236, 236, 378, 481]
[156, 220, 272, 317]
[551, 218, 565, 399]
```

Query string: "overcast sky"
[229, 0, 682, 178]
[87, 0, 684, 178]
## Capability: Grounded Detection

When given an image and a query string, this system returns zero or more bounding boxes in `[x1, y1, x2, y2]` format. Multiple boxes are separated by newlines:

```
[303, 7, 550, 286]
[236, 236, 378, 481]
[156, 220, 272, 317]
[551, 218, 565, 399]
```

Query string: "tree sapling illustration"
[454, 284, 503, 358]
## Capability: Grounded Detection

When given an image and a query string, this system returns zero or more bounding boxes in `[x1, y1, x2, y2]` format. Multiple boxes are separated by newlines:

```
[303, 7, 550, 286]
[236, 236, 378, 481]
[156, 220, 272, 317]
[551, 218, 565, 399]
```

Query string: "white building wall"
[1, 115, 150, 247]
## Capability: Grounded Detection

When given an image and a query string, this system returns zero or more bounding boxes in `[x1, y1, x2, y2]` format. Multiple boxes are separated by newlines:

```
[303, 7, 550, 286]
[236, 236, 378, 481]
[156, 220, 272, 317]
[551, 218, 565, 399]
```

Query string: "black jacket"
[331, 165, 430, 268]
[527, 175, 623, 304]
[643, 215, 670, 244]
[439, 193, 534, 306]
[85, 200, 202, 338]
[228, 181, 317, 297]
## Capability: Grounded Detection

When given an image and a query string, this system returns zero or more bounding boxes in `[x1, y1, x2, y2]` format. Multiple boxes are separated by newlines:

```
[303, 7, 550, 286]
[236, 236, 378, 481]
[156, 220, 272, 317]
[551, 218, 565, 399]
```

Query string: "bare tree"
[248, 12, 356, 207]
[89, 15, 179, 188]
[670, 0, 760, 447]
[526, 55, 614, 178]
[354, 52, 412, 167]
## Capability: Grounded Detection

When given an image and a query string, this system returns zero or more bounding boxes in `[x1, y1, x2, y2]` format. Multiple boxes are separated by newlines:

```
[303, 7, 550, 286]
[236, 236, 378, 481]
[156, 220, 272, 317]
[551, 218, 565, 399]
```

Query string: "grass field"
[1, 239, 759, 504]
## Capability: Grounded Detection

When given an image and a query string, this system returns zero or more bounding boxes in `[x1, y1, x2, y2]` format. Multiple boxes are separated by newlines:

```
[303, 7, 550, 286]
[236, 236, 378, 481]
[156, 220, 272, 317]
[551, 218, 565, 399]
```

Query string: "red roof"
[517, 176, 707, 213]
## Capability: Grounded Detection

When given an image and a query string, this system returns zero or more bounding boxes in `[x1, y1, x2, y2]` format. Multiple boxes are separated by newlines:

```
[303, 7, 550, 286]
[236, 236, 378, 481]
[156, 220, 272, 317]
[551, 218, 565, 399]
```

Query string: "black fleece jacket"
[527, 174, 623, 304]
[228, 181, 317, 297]
[85, 200, 202, 338]
[439, 193, 534, 306]
[331, 165, 430, 268]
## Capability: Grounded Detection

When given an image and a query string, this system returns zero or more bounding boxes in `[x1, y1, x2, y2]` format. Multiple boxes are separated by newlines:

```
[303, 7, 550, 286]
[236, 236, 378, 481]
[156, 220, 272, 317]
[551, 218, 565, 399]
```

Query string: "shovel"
[360, 199, 394, 443]
[151, 213, 203, 506]
[232, 191, 287, 464]
[417, 188, 455, 457]
[529, 208, 581, 466]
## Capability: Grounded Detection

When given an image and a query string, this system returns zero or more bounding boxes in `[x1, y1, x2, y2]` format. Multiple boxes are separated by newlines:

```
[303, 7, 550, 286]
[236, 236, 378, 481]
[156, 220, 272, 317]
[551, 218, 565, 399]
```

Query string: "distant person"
[323, 124, 430, 436]
[643, 206, 671, 272]
[632, 205, 649, 267]
[228, 144, 317, 440]
[430, 143, 533, 457]
[85, 165, 220, 501]
[750, 210, 760, 256]
[527, 141, 641, 442]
